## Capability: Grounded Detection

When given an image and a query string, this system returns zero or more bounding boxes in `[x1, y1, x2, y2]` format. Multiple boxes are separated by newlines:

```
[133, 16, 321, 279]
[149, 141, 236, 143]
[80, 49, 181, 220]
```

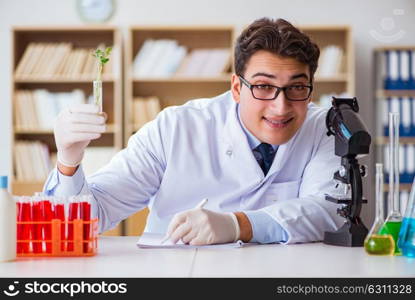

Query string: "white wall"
[1, 0, 414, 224]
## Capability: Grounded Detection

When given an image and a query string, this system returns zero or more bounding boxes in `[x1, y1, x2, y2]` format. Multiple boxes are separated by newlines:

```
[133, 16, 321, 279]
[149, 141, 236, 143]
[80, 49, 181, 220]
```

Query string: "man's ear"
[231, 73, 241, 103]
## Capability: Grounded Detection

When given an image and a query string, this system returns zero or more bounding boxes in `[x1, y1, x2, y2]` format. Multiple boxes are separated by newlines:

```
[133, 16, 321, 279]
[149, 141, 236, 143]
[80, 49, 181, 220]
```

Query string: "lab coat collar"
[236, 103, 279, 152]
[222, 93, 299, 180]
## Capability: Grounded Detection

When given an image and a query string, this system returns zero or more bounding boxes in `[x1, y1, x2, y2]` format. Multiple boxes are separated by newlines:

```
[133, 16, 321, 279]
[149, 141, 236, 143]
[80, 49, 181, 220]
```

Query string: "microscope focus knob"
[359, 165, 367, 177]
[338, 166, 347, 177]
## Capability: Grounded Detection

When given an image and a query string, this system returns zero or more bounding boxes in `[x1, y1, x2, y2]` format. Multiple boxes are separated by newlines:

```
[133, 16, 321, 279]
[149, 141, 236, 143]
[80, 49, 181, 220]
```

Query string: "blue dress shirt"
[237, 104, 288, 243]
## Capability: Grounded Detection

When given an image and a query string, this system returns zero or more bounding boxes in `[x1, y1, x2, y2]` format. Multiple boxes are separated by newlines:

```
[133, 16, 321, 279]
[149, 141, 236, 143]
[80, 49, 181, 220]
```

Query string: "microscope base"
[323, 221, 368, 247]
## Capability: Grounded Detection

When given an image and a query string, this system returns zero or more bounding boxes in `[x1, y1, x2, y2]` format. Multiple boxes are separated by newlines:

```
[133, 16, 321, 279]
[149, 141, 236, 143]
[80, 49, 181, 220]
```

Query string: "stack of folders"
[132, 96, 161, 129]
[14, 89, 86, 131]
[315, 45, 344, 77]
[14, 141, 55, 181]
[133, 39, 231, 78]
[15, 43, 114, 80]
[381, 97, 415, 137]
[382, 50, 415, 90]
[383, 143, 415, 184]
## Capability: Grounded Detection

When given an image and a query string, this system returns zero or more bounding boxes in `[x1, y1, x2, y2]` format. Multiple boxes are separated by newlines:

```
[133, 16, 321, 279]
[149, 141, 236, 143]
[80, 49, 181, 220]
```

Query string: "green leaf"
[94, 45, 112, 81]
[105, 47, 112, 56]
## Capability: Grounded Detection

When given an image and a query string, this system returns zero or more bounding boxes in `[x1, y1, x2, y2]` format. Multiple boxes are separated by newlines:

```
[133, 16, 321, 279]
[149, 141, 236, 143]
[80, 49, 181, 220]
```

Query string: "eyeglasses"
[239, 76, 313, 101]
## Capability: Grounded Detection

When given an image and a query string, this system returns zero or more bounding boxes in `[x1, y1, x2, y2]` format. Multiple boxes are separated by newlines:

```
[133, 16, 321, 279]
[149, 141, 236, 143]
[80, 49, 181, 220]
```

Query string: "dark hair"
[234, 18, 320, 82]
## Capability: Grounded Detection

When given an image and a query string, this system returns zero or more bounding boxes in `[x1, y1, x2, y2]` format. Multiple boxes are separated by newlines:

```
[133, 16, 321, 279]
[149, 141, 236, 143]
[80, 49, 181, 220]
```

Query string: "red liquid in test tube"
[18, 197, 32, 253]
[16, 200, 22, 254]
[54, 199, 65, 252]
[81, 196, 92, 253]
[31, 198, 43, 253]
[16, 197, 31, 253]
[67, 197, 80, 252]
[41, 199, 53, 253]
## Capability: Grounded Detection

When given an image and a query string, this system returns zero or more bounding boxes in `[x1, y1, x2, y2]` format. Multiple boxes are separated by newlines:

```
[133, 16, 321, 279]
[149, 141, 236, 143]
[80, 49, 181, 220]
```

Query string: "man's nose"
[268, 90, 291, 114]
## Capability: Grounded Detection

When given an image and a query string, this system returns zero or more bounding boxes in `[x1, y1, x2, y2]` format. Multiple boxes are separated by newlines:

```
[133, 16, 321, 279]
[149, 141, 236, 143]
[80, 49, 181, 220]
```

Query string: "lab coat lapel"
[221, 98, 264, 182]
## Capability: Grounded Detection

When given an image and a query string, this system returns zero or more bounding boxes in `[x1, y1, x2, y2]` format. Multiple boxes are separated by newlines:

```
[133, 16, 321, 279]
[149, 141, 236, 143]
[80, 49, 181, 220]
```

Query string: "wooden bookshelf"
[11, 26, 123, 236]
[383, 183, 412, 192]
[124, 26, 234, 235]
[299, 26, 355, 105]
[374, 46, 415, 197]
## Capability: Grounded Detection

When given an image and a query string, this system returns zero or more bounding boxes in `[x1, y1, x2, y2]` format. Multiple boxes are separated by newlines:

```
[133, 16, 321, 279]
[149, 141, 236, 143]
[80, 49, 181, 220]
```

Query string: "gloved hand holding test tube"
[54, 46, 112, 169]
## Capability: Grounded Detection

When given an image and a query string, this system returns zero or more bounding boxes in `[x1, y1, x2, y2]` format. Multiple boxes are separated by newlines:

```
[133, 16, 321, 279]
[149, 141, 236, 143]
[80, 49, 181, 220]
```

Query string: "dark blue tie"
[254, 143, 276, 175]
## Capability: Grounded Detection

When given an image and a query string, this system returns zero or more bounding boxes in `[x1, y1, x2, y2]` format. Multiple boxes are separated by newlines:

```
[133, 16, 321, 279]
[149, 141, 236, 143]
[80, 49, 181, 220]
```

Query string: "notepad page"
[136, 232, 247, 249]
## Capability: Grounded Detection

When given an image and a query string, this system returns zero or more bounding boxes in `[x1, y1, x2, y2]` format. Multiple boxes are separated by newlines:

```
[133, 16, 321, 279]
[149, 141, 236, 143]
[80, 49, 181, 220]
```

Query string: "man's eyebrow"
[290, 73, 309, 80]
[251, 72, 275, 79]
[251, 72, 309, 80]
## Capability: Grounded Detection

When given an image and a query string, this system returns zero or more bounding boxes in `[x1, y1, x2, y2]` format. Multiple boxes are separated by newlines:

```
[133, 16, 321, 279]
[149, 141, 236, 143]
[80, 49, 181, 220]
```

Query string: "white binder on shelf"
[406, 144, 415, 184]
[401, 97, 411, 136]
[400, 50, 410, 89]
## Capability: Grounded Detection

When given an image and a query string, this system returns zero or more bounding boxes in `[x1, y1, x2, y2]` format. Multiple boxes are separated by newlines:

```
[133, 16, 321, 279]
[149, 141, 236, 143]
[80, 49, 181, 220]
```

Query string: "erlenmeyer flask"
[364, 163, 395, 255]
[397, 177, 415, 257]
[379, 112, 402, 255]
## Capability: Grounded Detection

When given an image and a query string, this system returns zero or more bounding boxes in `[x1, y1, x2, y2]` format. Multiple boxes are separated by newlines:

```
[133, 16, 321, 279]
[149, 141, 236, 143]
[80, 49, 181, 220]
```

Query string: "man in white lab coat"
[45, 18, 344, 245]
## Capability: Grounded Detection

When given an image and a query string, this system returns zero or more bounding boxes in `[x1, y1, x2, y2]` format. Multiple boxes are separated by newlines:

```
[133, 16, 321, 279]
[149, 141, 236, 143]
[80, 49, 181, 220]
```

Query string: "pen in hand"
[160, 198, 208, 245]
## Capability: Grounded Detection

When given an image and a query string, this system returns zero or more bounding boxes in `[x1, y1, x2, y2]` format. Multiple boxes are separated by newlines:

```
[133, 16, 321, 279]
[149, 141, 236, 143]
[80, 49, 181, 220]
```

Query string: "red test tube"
[54, 197, 66, 251]
[67, 196, 80, 252]
[31, 197, 43, 253]
[19, 197, 32, 253]
[41, 197, 54, 253]
[16, 197, 31, 253]
[81, 195, 92, 253]
[16, 197, 22, 254]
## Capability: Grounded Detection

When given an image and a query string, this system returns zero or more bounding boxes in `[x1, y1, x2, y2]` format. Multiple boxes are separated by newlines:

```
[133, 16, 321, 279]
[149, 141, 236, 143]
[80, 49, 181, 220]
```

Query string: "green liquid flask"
[364, 163, 395, 255]
[380, 113, 402, 255]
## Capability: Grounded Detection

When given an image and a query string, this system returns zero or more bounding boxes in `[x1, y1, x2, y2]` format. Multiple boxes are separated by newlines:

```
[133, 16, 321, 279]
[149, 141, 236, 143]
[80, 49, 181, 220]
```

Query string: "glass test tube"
[388, 112, 400, 217]
[17, 196, 31, 254]
[53, 196, 66, 251]
[93, 80, 103, 113]
[81, 195, 92, 253]
[67, 196, 80, 252]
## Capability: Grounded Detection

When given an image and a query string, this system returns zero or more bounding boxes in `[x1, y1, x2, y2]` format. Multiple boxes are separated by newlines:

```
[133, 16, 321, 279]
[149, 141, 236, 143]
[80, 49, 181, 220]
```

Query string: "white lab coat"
[82, 91, 344, 244]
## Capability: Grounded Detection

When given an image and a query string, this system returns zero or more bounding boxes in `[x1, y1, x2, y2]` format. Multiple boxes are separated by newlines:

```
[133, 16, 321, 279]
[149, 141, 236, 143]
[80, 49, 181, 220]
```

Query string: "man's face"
[231, 50, 311, 145]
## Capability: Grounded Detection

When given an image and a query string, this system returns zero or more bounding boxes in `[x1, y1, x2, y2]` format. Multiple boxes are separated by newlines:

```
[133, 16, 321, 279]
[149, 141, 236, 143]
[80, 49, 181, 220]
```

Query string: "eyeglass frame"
[238, 75, 313, 102]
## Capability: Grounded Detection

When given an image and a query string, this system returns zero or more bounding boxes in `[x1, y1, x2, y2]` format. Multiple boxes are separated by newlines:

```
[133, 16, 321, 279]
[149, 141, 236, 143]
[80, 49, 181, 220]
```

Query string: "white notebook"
[136, 233, 251, 249]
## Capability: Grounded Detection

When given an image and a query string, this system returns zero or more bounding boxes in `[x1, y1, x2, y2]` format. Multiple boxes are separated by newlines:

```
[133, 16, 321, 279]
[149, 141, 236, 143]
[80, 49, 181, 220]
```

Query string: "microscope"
[324, 97, 372, 247]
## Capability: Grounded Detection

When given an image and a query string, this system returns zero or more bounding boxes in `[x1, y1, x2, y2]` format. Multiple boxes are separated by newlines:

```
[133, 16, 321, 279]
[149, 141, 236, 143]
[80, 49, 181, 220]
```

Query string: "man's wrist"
[234, 212, 253, 242]
[57, 161, 78, 176]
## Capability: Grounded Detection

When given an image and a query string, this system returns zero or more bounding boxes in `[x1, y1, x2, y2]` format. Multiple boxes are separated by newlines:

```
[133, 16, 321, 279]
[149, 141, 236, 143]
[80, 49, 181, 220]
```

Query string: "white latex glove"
[54, 104, 106, 167]
[166, 208, 240, 245]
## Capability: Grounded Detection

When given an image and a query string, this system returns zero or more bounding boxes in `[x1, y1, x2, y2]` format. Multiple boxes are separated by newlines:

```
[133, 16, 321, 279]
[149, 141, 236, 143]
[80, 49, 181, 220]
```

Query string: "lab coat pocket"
[262, 180, 301, 206]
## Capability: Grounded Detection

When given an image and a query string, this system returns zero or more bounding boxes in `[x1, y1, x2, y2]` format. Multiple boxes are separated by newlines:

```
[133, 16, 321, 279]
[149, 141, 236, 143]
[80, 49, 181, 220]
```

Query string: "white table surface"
[1, 237, 414, 278]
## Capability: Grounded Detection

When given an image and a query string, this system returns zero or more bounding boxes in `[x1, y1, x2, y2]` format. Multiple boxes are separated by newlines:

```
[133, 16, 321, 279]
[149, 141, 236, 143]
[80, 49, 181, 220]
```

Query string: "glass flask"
[364, 163, 395, 255]
[397, 176, 415, 257]
[379, 112, 402, 255]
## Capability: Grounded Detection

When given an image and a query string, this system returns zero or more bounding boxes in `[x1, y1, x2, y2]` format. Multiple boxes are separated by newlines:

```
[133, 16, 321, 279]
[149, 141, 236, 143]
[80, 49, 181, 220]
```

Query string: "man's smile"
[262, 116, 294, 128]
